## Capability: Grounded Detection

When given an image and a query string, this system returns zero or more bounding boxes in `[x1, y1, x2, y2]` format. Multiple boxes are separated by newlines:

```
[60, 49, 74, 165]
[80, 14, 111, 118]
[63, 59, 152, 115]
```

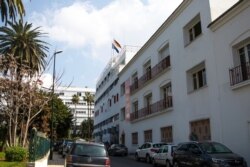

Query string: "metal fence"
[29, 128, 50, 162]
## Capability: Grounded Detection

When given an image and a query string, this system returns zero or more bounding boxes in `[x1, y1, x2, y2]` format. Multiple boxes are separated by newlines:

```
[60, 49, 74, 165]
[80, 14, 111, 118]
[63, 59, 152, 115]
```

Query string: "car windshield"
[199, 142, 232, 154]
[72, 144, 107, 157]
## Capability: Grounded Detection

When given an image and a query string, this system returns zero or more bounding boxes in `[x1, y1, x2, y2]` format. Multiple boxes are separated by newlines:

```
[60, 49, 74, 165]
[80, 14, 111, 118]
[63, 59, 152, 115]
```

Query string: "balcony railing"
[130, 96, 173, 121]
[229, 62, 250, 86]
[130, 56, 171, 93]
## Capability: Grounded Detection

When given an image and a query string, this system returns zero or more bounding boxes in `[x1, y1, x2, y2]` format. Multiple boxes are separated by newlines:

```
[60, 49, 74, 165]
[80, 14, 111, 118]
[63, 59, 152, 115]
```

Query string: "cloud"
[28, 0, 182, 87]
[29, 0, 182, 60]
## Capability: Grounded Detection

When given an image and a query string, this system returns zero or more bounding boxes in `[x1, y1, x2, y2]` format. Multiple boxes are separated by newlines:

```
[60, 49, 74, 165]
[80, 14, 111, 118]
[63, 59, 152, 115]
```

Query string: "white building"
[94, 0, 250, 164]
[55, 86, 95, 128]
[94, 46, 140, 143]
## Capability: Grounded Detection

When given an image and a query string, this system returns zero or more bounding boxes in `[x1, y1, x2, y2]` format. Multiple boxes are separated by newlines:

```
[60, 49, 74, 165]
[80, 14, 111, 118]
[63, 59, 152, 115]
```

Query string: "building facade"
[55, 86, 95, 131]
[94, 0, 250, 164]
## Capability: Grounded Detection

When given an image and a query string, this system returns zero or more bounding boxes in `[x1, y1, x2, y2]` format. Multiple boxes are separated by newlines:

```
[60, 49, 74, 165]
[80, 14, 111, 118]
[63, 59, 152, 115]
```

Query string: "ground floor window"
[132, 132, 138, 145]
[161, 126, 173, 143]
[144, 130, 152, 143]
[190, 118, 211, 141]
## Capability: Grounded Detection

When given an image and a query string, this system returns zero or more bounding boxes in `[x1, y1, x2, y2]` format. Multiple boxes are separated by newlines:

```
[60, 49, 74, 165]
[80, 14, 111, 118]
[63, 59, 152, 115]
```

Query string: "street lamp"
[49, 50, 63, 160]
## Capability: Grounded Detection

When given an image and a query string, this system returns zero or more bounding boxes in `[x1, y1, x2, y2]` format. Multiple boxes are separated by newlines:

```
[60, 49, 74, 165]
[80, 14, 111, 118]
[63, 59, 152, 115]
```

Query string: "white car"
[135, 142, 167, 163]
[152, 144, 177, 167]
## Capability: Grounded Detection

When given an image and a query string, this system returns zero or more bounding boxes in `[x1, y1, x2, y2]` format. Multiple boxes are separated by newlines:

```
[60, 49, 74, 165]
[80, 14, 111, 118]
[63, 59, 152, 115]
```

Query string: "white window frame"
[187, 61, 207, 92]
[183, 14, 202, 46]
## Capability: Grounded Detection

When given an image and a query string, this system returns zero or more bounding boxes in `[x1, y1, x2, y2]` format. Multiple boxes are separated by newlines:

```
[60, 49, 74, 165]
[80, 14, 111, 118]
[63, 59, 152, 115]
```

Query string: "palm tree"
[0, 20, 49, 78]
[83, 92, 94, 139]
[71, 94, 79, 135]
[0, 0, 25, 24]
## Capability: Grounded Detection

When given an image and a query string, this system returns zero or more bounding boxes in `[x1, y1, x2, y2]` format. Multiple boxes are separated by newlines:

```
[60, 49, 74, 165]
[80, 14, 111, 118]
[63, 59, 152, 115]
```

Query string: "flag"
[113, 39, 121, 48]
[112, 39, 122, 53]
[112, 43, 119, 53]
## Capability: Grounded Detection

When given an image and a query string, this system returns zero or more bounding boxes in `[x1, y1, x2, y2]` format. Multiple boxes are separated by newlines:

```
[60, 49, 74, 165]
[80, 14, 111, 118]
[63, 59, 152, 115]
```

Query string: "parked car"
[58, 139, 73, 154]
[62, 141, 73, 158]
[173, 141, 247, 167]
[108, 144, 128, 156]
[53, 140, 62, 151]
[152, 144, 177, 167]
[135, 142, 167, 163]
[65, 141, 110, 167]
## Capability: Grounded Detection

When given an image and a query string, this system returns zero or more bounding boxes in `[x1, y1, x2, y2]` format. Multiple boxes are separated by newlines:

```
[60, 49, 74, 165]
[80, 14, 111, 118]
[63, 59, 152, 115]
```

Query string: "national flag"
[112, 43, 119, 53]
[113, 39, 121, 48]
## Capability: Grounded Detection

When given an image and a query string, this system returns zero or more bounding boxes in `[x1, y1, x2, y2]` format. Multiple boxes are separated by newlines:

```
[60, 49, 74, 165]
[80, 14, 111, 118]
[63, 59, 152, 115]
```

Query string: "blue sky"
[23, 0, 182, 89]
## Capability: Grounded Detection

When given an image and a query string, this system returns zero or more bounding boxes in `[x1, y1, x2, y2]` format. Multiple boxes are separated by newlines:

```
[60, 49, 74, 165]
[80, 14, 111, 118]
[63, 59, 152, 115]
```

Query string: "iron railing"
[130, 96, 173, 121]
[29, 129, 50, 162]
[229, 62, 250, 86]
[130, 56, 171, 93]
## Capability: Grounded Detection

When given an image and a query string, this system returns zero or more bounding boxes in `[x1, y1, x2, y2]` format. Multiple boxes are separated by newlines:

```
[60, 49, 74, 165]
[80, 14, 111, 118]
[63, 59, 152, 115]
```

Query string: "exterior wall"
[55, 86, 95, 126]
[209, 1, 250, 164]
[94, 0, 250, 164]
[94, 46, 139, 144]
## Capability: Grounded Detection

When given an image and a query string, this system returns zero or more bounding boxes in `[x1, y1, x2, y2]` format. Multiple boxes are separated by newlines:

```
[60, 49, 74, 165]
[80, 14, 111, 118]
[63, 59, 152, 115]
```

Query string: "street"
[48, 151, 153, 167]
[110, 155, 152, 167]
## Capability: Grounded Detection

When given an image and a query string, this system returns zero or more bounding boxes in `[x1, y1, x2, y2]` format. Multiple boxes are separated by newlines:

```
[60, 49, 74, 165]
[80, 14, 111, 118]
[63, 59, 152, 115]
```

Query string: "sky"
[23, 0, 183, 89]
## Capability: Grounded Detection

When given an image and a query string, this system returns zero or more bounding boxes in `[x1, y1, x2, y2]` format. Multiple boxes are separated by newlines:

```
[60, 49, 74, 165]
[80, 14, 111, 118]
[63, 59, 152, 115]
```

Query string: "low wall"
[27, 151, 49, 167]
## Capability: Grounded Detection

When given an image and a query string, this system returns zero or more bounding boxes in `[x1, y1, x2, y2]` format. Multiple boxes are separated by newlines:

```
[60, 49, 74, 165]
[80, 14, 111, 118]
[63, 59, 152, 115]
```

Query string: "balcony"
[130, 96, 173, 121]
[130, 56, 171, 93]
[229, 62, 250, 86]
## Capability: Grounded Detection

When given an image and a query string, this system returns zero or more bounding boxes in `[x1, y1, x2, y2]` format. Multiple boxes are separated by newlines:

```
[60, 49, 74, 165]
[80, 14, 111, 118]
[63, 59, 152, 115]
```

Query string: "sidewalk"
[47, 152, 64, 167]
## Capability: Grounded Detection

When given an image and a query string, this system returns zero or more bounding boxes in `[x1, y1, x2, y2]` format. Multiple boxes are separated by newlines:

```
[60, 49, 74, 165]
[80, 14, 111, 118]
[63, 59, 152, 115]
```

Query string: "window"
[144, 130, 152, 142]
[190, 119, 211, 141]
[192, 68, 206, 90]
[144, 93, 152, 115]
[237, 43, 250, 81]
[133, 101, 138, 119]
[161, 126, 173, 143]
[159, 44, 170, 61]
[120, 107, 125, 121]
[77, 92, 82, 96]
[161, 82, 172, 108]
[184, 14, 202, 45]
[132, 132, 138, 145]
[187, 62, 207, 92]
[132, 72, 138, 89]
[144, 60, 151, 80]
[120, 82, 125, 96]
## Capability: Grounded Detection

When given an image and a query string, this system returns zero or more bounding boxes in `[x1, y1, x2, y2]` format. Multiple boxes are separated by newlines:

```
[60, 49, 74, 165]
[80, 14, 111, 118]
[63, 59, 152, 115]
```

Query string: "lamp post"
[49, 50, 63, 160]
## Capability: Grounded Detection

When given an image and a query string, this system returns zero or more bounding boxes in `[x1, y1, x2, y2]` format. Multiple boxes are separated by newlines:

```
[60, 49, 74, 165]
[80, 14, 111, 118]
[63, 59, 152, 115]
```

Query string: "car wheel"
[152, 159, 157, 167]
[135, 153, 139, 161]
[166, 161, 171, 167]
[146, 154, 151, 163]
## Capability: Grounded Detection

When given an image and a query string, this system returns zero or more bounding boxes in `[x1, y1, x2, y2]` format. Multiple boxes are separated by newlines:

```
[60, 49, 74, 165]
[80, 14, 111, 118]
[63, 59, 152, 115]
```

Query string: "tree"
[71, 94, 79, 135]
[52, 96, 73, 139]
[0, 20, 49, 147]
[83, 92, 94, 139]
[0, 0, 25, 24]
[0, 20, 49, 78]
[80, 118, 93, 140]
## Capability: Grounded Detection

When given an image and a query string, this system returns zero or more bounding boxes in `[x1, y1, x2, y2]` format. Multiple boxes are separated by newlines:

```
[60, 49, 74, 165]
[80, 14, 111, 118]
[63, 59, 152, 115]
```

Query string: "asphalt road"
[110, 155, 152, 167]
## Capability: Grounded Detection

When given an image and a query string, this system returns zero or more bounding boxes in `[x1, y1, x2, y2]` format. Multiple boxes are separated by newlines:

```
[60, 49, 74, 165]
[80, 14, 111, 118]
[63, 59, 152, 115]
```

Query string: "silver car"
[65, 141, 110, 167]
[152, 144, 177, 167]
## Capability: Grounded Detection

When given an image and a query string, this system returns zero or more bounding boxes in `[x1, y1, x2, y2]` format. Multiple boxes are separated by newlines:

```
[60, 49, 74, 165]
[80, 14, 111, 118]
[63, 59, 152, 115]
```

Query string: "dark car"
[173, 141, 247, 167]
[65, 141, 110, 167]
[108, 144, 128, 156]
[62, 141, 73, 158]
[58, 139, 73, 154]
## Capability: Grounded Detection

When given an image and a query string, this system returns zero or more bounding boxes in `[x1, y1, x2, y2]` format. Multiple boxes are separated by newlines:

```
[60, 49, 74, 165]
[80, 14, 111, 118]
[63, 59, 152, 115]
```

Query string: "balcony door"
[238, 43, 250, 81]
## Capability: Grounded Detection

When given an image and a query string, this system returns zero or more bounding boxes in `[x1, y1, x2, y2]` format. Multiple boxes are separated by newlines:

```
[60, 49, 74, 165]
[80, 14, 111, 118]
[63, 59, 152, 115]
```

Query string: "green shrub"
[5, 147, 28, 162]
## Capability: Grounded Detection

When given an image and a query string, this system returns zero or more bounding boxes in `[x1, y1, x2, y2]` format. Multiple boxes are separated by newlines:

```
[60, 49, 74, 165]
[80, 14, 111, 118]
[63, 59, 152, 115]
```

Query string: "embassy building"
[94, 0, 250, 164]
